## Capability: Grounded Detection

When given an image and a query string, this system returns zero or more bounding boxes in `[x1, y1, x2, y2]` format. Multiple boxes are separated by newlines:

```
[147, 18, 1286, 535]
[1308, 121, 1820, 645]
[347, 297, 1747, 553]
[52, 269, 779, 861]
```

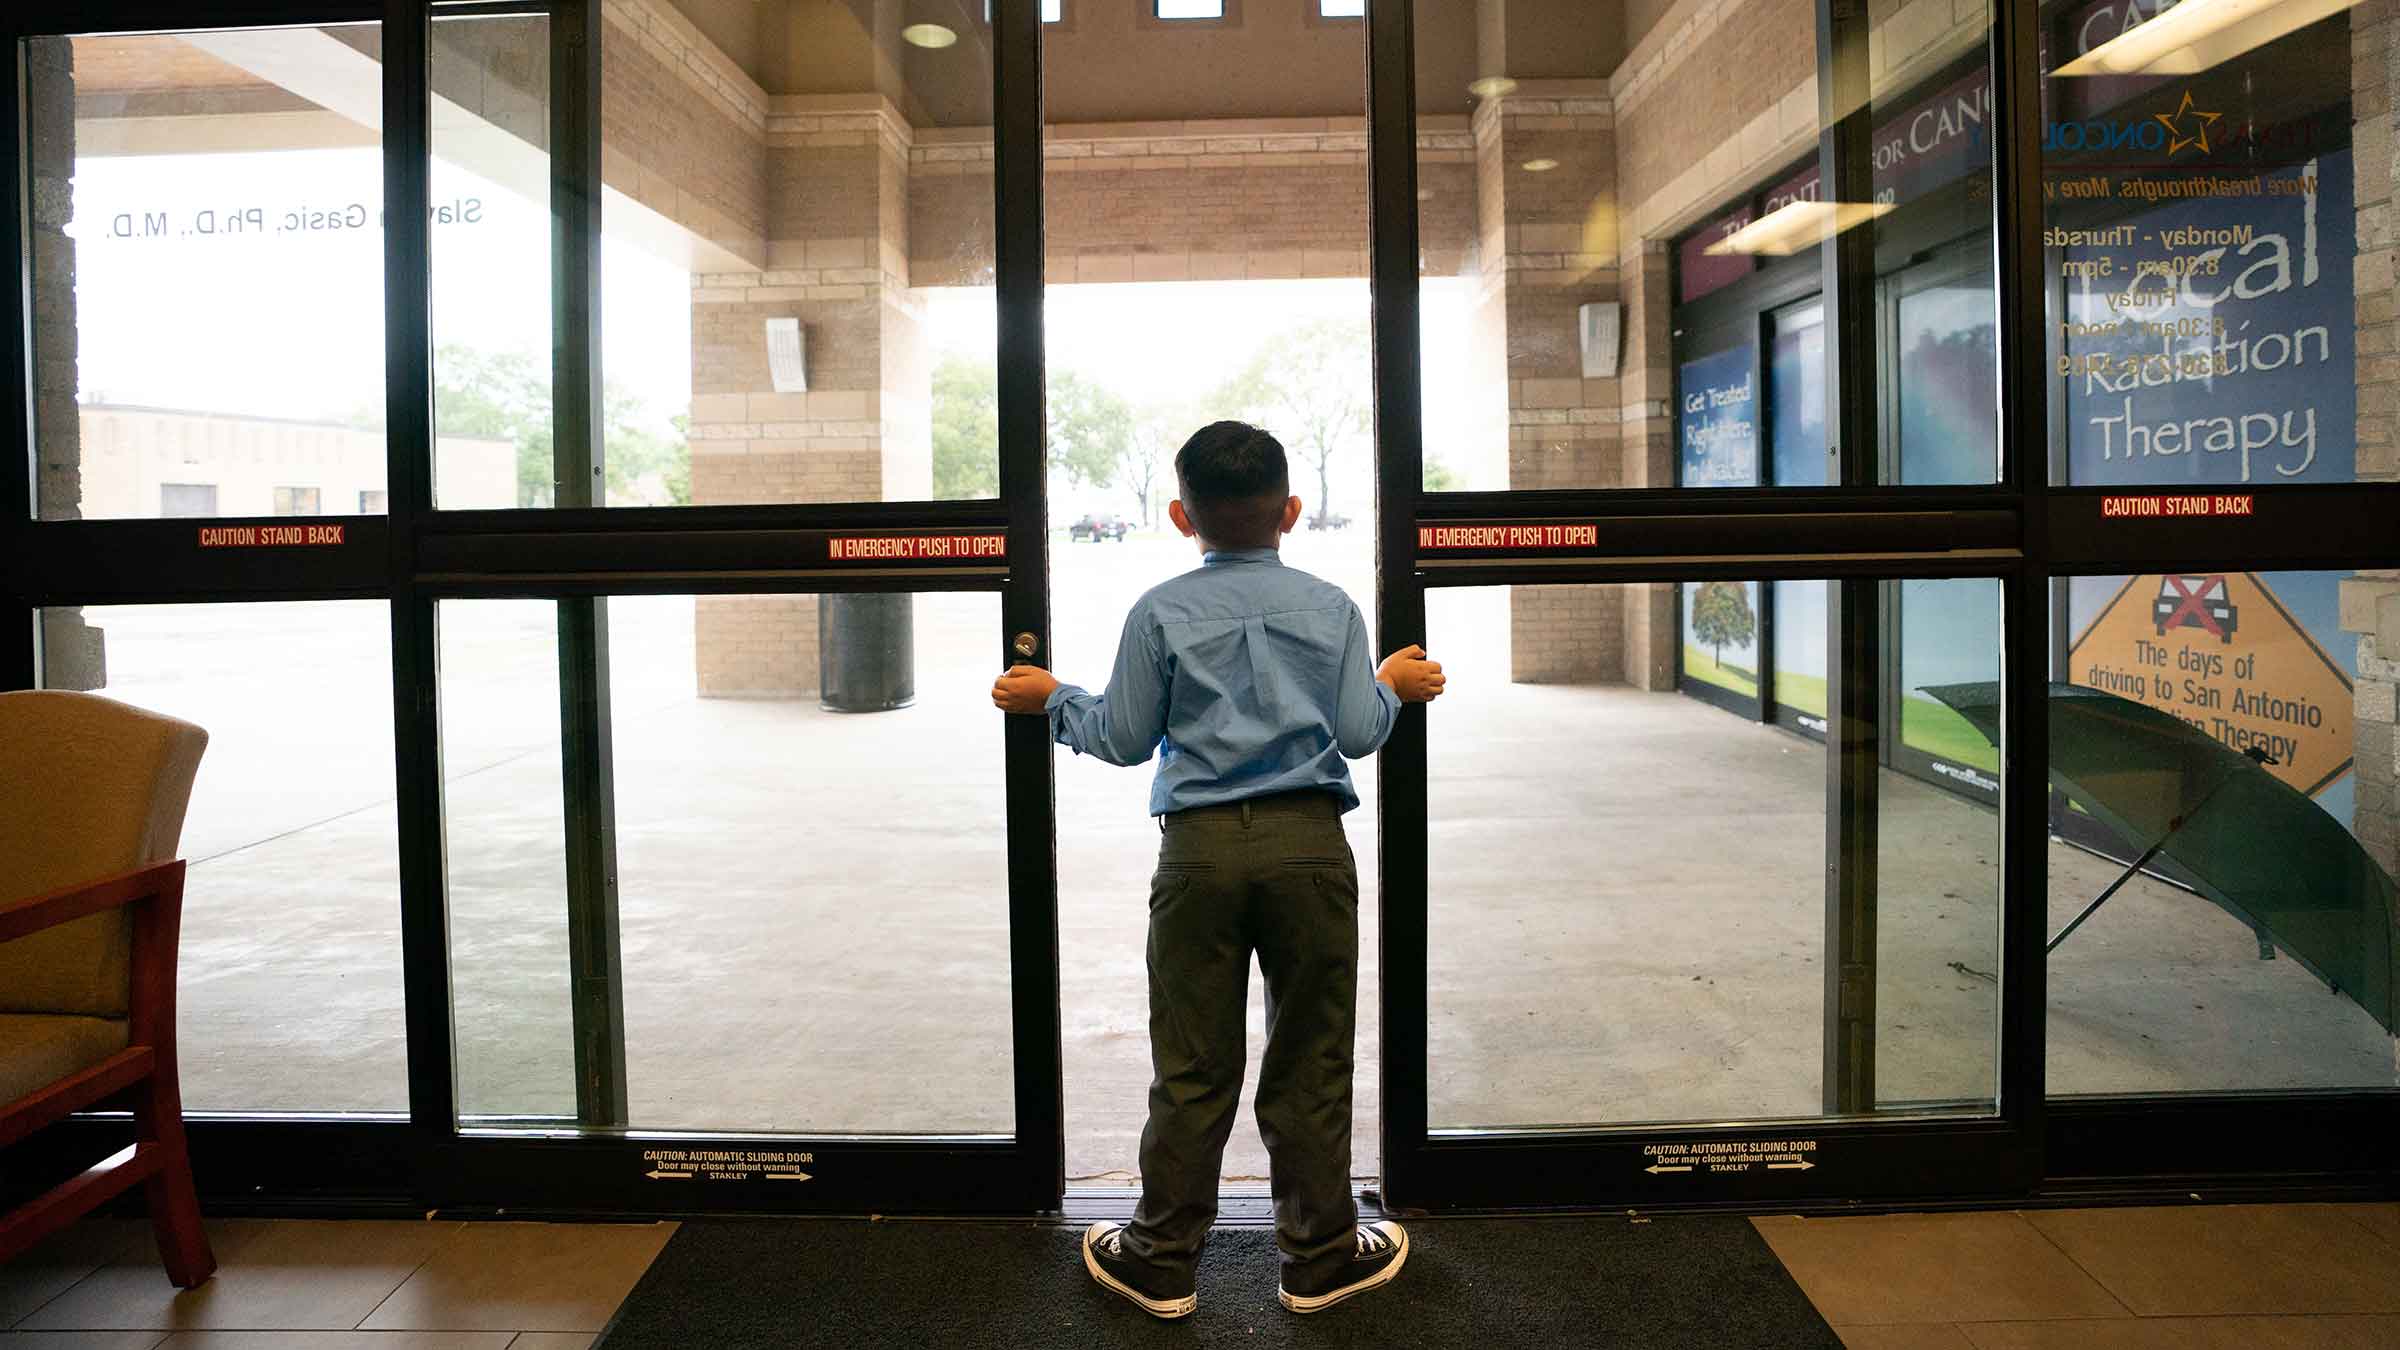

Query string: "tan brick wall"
[25, 38, 103, 688]
[908, 119, 1478, 286]
[2346, 0, 2400, 877]
[1466, 82, 1632, 685]
[689, 96, 919, 697]
[601, 0, 769, 268]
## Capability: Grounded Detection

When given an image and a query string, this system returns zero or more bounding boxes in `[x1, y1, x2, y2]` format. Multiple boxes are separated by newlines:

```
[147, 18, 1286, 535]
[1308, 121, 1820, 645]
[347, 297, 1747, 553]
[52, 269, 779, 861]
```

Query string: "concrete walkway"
[73, 534, 2397, 1186]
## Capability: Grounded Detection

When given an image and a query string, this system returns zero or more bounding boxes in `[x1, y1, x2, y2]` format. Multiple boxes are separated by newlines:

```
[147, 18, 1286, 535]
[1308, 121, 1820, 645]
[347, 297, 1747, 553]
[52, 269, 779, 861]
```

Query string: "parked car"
[1069, 514, 1129, 542]
[1306, 512, 1352, 532]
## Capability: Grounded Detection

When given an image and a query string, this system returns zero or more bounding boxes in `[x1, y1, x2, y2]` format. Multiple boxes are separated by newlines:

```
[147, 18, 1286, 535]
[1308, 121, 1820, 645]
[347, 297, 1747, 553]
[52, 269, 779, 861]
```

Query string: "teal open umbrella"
[1923, 680, 2399, 1036]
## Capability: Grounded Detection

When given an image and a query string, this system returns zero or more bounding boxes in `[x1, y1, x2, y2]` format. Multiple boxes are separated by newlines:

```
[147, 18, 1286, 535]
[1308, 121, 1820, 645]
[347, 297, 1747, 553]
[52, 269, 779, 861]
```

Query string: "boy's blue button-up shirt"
[1044, 548, 1401, 815]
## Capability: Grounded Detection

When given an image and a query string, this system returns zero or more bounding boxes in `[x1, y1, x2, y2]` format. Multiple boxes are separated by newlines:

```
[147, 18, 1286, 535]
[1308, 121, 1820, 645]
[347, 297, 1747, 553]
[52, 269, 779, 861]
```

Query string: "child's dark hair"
[1174, 420, 1290, 547]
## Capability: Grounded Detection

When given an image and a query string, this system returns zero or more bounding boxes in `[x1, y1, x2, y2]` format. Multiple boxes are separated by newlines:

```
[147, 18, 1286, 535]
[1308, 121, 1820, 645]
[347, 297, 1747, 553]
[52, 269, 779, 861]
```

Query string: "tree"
[1689, 581, 1757, 671]
[1046, 369, 1136, 489]
[1125, 403, 1188, 528]
[417, 344, 686, 507]
[1213, 317, 1370, 527]
[928, 356, 1142, 502]
[1424, 454, 1462, 492]
[931, 355, 1000, 499]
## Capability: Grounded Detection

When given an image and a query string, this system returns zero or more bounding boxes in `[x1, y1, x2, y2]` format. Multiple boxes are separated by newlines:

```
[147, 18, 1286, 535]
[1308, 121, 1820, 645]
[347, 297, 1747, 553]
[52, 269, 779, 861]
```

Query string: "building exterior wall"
[2346, 0, 2400, 876]
[70, 407, 513, 519]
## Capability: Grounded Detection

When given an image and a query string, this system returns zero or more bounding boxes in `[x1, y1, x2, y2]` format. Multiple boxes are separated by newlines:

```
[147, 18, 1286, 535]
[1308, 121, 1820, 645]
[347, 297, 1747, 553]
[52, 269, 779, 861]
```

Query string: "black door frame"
[1367, 0, 2398, 1211]
[1, 0, 1063, 1216]
[5, 0, 2395, 1218]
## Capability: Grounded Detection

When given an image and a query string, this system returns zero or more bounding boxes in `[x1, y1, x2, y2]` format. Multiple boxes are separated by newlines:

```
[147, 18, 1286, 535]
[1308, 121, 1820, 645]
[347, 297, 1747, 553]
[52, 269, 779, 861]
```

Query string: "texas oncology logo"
[2153, 91, 2221, 157]
[2044, 88, 2230, 159]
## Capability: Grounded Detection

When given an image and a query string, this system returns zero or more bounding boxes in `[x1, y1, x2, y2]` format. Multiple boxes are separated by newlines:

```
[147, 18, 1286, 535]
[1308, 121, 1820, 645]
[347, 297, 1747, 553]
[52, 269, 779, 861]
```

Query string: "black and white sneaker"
[1278, 1220, 1409, 1313]
[1081, 1221, 1197, 1319]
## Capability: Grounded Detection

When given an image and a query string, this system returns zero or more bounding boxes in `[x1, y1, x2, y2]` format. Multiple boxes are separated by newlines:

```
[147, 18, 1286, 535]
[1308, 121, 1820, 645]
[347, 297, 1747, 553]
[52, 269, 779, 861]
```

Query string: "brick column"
[26, 37, 103, 689]
[688, 97, 924, 697]
[1617, 238, 1677, 690]
[1473, 81, 1632, 684]
[2344, 0, 2400, 877]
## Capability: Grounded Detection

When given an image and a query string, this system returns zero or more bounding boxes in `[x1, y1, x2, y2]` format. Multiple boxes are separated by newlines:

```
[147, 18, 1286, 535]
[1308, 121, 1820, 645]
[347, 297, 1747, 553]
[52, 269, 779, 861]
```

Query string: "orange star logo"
[2155, 91, 2221, 157]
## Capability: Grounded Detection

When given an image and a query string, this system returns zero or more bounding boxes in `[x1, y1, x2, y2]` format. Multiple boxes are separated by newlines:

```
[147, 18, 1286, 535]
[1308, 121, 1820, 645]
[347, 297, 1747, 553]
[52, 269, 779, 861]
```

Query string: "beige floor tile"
[504, 1337, 595, 1350]
[156, 1325, 516, 1335]
[157, 1338, 514, 1349]
[0, 1222, 152, 1328]
[1838, 1325, 1978, 1349]
[358, 1223, 673, 1334]
[0, 1325, 169, 1335]
[19, 1221, 460, 1333]
[2022, 1205, 2400, 1316]
[1959, 1314, 2400, 1349]
[2330, 1203, 2400, 1252]
[1752, 1213, 2126, 1325]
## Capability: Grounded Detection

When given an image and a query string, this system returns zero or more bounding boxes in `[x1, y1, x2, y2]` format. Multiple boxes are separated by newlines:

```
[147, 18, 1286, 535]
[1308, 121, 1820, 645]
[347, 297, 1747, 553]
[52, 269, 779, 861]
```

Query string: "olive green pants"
[1123, 790, 1360, 1284]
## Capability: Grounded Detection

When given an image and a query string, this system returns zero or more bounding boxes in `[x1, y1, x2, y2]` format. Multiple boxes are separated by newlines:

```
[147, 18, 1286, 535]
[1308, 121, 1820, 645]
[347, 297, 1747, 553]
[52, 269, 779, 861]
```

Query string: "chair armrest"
[0, 860, 187, 945]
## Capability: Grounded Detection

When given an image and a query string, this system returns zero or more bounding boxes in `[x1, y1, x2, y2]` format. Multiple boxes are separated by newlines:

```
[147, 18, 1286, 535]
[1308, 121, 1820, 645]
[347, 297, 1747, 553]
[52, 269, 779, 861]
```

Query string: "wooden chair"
[0, 690, 214, 1287]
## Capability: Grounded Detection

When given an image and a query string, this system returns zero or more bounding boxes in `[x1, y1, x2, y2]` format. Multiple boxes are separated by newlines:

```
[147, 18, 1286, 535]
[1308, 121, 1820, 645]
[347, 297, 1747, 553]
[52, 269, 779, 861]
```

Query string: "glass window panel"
[1893, 260, 1998, 485]
[2044, 2, 2357, 488]
[1428, 579, 2003, 1127]
[24, 29, 386, 521]
[1768, 304, 1827, 487]
[2048, 567, 2399, 1096]
[584, 0, 997, 508]
[1322, 1, 1366, 16]
[439, 600, 573, 1121]
[1156, 1, 1226, 18]
[39, 602, 405, 1114]
[1416, 0, 1997, 490]
[442, 593, 1014, 1133]
[429, 12, 553, 509]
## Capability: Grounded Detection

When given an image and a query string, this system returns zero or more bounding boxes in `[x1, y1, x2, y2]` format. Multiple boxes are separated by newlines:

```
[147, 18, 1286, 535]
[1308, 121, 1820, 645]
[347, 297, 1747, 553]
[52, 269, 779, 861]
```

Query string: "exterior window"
[1156, 0, 1223, 17]
[159, 483, 218, 517]
[359, 489, 389, 513]
[1321, 0, 1365, 14]
[273, 486, 322, 515]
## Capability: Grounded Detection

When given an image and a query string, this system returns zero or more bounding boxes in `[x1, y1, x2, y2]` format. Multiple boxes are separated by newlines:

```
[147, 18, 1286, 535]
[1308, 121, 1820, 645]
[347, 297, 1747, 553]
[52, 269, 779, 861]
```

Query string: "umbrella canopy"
[1924, 680, 2398, 1036]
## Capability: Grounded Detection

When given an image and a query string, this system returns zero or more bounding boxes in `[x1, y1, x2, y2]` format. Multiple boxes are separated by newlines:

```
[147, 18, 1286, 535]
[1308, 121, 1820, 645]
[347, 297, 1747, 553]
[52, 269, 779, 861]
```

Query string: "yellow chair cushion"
[0, 691, 207, 1018]
[0, 1013, 132, 1107]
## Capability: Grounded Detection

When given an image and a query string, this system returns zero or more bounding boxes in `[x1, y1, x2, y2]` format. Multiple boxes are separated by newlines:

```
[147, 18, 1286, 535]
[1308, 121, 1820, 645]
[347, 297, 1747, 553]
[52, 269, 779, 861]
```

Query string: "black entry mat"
[595, 1215, 1841, 1349]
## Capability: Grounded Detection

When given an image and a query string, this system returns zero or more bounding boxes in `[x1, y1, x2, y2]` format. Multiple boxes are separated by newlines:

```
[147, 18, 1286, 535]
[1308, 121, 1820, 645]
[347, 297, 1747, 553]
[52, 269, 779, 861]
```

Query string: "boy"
[991, 420, 1445, 1319]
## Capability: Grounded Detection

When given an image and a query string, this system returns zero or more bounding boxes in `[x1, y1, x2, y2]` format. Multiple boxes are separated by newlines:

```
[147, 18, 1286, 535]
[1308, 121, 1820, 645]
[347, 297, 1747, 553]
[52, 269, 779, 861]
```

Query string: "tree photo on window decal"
[1690, 580, 1758, 680]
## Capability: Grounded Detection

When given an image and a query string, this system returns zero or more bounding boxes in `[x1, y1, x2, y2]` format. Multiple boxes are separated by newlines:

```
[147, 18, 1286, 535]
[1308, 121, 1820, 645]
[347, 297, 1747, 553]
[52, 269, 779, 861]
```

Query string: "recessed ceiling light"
[902, 23, 958, 48]
[1521, 158, 1559, 172]
[1468, 76, 1519, 99]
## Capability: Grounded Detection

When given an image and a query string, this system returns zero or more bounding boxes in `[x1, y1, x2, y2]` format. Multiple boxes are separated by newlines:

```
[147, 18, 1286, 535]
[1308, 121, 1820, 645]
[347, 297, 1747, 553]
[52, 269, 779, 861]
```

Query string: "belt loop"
[1240, 799, 1253, 827]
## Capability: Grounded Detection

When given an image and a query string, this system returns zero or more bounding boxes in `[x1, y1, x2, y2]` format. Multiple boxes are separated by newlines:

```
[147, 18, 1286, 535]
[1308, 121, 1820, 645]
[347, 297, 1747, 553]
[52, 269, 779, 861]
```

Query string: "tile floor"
[2, 1202, 2395, 1347]
[1756, 1203, 2400, 1349]
[0, 1217, 675, 1349]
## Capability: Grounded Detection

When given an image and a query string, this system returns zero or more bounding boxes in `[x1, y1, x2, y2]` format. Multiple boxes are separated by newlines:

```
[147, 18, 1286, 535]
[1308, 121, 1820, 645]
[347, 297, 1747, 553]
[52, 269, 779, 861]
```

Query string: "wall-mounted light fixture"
[765, 318, 808, 394]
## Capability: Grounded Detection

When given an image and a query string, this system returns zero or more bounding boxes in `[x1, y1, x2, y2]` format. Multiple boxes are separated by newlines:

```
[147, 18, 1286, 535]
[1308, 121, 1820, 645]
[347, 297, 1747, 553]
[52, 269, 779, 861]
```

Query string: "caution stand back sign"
[2070, 573, 2356, 797]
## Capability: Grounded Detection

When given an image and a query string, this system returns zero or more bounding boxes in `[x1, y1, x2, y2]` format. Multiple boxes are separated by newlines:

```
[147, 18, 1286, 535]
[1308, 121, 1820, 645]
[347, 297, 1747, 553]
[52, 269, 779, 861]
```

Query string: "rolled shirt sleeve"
[1332, 602, 1402, 759]
[1046, 608, 1169, 767]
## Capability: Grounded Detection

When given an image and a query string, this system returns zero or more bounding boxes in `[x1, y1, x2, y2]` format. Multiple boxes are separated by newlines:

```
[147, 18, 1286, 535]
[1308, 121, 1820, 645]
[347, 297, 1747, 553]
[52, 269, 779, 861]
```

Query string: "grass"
[1682, 643, 1759, 697]
[1901, 696, 2001, 772]
[1753, 671, 2001, 772]
[1775, 669, 1828, 718]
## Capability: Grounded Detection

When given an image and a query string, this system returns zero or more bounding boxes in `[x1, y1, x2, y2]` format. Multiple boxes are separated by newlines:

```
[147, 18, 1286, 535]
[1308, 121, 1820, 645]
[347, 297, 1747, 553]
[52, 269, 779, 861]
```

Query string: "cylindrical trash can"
[818, 592, 915, 712]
